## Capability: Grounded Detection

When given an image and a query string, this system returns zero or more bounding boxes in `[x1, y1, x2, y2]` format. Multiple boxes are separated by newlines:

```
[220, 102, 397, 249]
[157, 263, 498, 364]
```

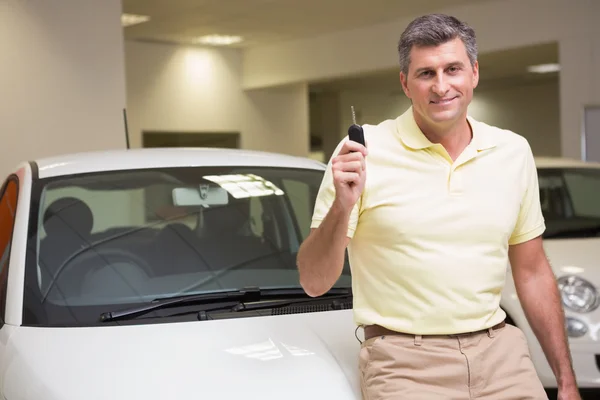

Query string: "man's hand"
[296, 139, 367, 297]
[508, 236, 579, 395]
[331, 139, 368, 210]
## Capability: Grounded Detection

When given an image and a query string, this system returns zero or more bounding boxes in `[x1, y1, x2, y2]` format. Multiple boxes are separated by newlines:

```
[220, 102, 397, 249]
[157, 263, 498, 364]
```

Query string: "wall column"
[0, 0, 127, 176]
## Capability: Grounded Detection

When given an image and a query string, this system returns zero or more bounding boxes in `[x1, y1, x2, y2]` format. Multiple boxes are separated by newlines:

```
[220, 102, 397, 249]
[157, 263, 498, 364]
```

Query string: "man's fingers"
[331, 140, 367, 187]
[334, 171, 361, 185]
[332, 156, 364, 176]
[337, 160, 363, 173]
[339, 139, 368, 157]
[333, 152, 365, 169]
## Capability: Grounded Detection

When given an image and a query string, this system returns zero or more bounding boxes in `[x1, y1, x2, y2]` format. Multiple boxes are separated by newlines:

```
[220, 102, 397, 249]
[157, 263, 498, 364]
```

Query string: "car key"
[348, 106, 365, 146]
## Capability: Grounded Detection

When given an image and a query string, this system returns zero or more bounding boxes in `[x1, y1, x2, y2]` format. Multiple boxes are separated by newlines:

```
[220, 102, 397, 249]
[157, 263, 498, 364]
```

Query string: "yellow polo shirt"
[310, 107, 545, 335]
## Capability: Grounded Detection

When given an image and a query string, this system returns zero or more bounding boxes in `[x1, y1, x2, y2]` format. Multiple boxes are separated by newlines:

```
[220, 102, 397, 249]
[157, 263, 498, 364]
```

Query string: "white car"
[0, 148, 596, 399]
[502, 156, 600, 395]
[0, 148, 360, 400]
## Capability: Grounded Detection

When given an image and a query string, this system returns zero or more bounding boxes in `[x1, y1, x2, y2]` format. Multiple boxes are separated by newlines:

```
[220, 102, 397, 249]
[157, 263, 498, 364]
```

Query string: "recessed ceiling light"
[121, 13, 151, 27]
[194, 35, 243, 46]
[527, 63, 560, 73]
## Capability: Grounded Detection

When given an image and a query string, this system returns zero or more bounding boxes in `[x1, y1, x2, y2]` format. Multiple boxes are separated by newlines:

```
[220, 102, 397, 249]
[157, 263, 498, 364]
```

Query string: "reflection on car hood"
[5, 310, 361, 400]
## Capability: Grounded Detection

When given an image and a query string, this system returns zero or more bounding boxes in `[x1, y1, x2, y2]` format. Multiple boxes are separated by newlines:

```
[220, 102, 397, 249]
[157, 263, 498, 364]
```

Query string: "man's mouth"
[430, 97, 457, 105]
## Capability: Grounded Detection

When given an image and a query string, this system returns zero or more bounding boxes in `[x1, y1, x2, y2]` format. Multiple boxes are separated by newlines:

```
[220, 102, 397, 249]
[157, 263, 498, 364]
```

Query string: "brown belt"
[364, 320, 506, 341]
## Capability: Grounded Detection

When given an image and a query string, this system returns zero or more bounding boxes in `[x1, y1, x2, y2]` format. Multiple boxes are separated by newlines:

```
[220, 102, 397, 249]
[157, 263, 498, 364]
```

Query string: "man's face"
[400, 37, 479, 130]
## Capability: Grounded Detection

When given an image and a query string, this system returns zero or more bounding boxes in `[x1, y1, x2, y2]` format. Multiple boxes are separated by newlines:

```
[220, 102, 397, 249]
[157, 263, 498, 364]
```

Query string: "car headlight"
[565, 317, 588, 338]
[557, 275, 600, 313]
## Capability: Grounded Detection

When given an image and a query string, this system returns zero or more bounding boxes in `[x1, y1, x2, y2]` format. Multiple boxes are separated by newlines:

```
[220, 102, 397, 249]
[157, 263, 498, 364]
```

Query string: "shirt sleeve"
[310, 138, 361, 239]
[508, 140, 546, 245]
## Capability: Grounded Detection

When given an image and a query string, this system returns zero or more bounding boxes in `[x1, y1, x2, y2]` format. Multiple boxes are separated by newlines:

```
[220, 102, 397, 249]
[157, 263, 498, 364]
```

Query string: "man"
[296, 13, 580, 400]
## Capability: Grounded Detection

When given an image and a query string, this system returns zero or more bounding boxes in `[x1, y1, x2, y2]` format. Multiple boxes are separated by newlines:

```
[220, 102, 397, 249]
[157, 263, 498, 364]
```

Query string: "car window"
[539, 174, 571, 218]
[563, 171, 600, 218]
[538, 167, 600, 238]
[23, 166, 352, 326]
[0, 177, 19, 322]
[281, 179, 312, 240]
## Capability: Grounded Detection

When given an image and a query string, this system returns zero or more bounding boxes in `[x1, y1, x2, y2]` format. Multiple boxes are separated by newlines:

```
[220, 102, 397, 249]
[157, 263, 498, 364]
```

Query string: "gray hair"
[397, 14, 478, 75]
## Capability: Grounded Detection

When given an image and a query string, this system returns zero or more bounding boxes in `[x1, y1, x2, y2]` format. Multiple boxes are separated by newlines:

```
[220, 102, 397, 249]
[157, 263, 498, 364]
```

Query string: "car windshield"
[538, 167, 600, 239]
[23, 165, 351, 326]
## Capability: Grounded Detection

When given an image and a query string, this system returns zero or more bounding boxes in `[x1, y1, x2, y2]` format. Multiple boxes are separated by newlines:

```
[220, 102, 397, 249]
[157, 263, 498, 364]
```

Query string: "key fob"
[348, 124, 365, 146]
[348, 106, 365, 147]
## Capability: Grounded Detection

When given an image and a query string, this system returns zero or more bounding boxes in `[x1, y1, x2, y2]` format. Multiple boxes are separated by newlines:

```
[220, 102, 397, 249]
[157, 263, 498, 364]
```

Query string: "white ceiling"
[121, 0, 494, 47]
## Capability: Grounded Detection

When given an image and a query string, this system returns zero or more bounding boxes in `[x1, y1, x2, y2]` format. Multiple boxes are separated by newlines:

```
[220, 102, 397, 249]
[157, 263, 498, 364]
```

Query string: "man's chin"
[427, 110, 461, 124]
[412, 106, 466, 129]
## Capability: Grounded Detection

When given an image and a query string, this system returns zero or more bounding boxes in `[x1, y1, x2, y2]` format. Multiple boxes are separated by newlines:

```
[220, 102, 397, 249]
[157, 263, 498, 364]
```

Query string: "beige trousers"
[359, 323, 548, 400]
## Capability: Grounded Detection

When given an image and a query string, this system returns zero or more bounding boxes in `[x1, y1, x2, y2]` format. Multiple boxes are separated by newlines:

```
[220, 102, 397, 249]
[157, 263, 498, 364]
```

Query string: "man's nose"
[431, 75, 450, 96]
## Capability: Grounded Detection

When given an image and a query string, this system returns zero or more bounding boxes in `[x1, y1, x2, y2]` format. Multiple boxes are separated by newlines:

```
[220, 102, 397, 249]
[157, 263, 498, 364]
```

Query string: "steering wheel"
[65, 247, 154, 277]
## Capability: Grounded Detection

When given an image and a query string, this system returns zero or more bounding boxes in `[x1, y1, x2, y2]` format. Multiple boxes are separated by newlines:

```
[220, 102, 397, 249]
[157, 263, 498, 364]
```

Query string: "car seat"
[39, 197, 94, 298]
[151, 222, 210, 276]
[195, 201, 278, 271]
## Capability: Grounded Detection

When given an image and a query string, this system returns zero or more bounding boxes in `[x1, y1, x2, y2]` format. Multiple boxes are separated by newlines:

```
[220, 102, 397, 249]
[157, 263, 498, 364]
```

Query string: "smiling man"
[297, 13, 580, 400]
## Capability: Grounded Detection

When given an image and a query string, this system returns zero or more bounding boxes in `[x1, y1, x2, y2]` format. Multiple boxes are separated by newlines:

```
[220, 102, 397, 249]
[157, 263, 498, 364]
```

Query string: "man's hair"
[397, 14, 478, 76]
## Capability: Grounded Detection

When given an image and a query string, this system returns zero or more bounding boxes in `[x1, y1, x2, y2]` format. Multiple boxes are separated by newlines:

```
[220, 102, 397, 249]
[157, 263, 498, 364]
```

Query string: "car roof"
[23, 150, 600, 180]
[30, 148, 327, 179]
[534, 156, 600, 169]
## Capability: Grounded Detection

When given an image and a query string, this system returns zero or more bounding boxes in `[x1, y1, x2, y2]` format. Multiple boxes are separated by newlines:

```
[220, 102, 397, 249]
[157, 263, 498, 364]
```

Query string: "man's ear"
[472, 60, 480, 88]
[400, 71, 411, 98]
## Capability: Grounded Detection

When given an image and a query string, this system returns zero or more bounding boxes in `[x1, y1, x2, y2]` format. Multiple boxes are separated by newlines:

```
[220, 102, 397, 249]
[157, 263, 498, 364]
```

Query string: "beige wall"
[0, 0, 126, 177]
[125, 40, 310, 157]
[124, 41, 245, 148]
[558, 0, 600, 161]
[242, 84, 310, 157]
[468, 80, 560, 157]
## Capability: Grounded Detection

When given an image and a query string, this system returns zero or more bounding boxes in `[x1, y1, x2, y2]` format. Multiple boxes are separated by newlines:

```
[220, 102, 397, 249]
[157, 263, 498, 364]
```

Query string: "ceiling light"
[121, 13, 151, 27]
[527, 63, 560, 73]
[194, 35, 243, 46]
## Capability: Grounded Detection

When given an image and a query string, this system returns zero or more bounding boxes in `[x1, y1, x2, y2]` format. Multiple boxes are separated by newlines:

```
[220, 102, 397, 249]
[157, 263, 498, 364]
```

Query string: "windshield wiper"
[99, 286, 351, 322]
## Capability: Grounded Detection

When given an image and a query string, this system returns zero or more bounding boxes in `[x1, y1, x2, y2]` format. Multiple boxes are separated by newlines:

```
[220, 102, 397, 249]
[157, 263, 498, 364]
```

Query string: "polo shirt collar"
[395, 107, 497, 151]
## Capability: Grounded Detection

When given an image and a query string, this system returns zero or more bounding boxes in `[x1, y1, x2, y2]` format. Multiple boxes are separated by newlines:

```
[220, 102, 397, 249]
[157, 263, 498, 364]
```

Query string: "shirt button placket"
[449, 166, 463, 196]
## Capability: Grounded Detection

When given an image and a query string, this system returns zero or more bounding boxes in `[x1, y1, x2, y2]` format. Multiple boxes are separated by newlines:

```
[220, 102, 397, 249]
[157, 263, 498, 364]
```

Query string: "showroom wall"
[124, 40, 310, 157]
[124, 41, 245, 148]
[241, 83, 310, 157]
[336, 78, 560, 158]
[0, 0, 127, 177]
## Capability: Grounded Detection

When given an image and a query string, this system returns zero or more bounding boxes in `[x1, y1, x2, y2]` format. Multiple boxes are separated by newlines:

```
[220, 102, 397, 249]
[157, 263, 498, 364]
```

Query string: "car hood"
[545, 237, 600, 283]
[4, 310, 362, 400]
[503, 237, 600, 297]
